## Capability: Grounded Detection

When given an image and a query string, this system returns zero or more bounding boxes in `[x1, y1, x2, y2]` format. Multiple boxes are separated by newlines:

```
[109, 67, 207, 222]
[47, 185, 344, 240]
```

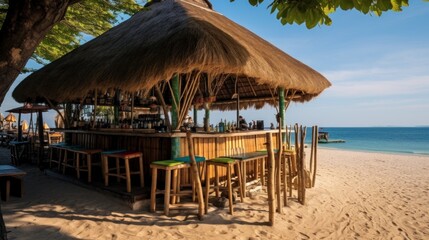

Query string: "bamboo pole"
[154, 84, 171, 131]
[294, 124, 300, 202]
[37, 111, 44, 169]
[300, 125, 307, 204]
[312, 126, 318, 188]
[266, 132, 275, 226]
[17, 112, 22, 141]
[275, 116, 283, 213]
[131, 92, 135, 127]
[278, 116, 288, 207]
[93, 89, 98, 128]
[186, 131, 205, 220]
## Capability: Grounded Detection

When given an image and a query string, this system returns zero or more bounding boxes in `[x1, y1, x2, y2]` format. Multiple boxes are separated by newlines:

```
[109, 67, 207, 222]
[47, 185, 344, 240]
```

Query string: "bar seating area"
[8, 0, 330, 225]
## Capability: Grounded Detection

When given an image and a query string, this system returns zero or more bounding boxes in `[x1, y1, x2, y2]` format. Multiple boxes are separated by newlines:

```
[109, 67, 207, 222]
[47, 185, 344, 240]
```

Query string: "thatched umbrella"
[13, 0, 330, 106]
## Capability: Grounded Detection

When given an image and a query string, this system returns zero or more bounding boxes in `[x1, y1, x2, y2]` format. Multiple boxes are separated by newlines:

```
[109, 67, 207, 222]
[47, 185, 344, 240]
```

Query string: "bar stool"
[61, 146, 101, 183]
[48, 142, 68, 170]
[101, 151, 144, 193]
[205, 157, 244, 215]
[73, 148, 102, 183]
[174, 155, 206, 202]
[150, 160, 190, 216]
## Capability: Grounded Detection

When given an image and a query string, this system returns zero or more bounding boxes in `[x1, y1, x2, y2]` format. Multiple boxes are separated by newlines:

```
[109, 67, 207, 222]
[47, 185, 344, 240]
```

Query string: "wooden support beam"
[266, 132, 275, 226]
[186, 131, 205, 220]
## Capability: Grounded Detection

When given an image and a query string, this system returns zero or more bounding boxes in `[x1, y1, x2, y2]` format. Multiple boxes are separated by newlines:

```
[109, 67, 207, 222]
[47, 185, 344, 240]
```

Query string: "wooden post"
[154, 85, 171, 131]
[186, 131, 205, 220]
[204, 105, 210, 132]
[92, 89, 98, 128]
[275, 116, 283, 213]
[312, 126, 318, 187]
[299, 126, 307, 204]
[193, 105, 198, 126]
[236, 93, 240, 130]
[171, 75, 180, 159]
[17, 112, 22, 141]
[278, 88, 285, 143]
[266, 132, 275, 226]
[37, 111, 45, 169]
[294, 124, 301, 202]
[131, 92, 135, 127]
[114, 89, 120, 126]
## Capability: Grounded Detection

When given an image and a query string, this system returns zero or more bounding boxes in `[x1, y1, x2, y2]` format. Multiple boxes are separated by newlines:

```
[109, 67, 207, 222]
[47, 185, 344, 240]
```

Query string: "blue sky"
[211, 0, 429, 127]
[3, 0, 429, 127]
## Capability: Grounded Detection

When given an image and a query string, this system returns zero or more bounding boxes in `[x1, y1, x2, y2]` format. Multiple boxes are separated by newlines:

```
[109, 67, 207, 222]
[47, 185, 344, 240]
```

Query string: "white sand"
[3, 149, 429, 239]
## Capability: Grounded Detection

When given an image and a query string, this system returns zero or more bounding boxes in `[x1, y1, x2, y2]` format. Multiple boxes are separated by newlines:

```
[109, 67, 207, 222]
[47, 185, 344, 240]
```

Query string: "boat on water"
[318, 130, 346, 143]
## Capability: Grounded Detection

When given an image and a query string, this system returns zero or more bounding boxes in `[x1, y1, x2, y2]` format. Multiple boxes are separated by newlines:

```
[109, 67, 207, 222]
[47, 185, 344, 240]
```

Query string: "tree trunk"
[0, 0, 71, 105]
[0, 1, 74, 238]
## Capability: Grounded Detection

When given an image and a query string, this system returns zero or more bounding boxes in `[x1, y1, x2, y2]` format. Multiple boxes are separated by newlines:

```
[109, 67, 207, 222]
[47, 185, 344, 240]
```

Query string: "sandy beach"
[2, 148, 429, 240]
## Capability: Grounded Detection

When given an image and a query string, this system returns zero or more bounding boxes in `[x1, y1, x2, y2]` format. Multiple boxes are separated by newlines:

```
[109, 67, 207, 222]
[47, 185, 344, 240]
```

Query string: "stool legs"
[205, 162, 244, 215]
[234, 162, 244, 202]
[103, 153, 144, 193]
[204, 164, 211, 214]
[227, 164, 233, 214]
[164, 169, 172, 216]
[171, 169, 178, 204]
[138, 155, 144, 187]
[103, 155, 109, 186]
[125, 158, 131, 193]
[150, 167, 157, 212]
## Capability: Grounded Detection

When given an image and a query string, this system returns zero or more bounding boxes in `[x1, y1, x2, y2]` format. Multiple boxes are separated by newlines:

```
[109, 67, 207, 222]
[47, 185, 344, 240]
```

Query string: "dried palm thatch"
[13, 0, 330, 107]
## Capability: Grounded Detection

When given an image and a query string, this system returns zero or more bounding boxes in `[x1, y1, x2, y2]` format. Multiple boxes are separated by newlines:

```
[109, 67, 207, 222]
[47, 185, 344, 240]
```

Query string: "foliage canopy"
[235, 0, 411, 29]
[0, 0, 423, 66]
[0, 0, 141, 66]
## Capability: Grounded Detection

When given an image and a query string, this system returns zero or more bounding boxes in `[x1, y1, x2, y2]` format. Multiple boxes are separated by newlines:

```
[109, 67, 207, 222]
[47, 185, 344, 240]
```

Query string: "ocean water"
[312, 127, 429, 155]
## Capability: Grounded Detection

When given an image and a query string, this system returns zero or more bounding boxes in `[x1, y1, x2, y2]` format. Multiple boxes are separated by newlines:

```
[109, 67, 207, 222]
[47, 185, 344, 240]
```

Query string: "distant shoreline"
[319, 145, 429, 157]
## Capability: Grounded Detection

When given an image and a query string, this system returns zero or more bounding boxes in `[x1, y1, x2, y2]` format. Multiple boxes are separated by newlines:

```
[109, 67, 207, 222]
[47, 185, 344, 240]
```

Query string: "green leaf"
[249, 0, 258, 6]
[339, 0, 355, 10]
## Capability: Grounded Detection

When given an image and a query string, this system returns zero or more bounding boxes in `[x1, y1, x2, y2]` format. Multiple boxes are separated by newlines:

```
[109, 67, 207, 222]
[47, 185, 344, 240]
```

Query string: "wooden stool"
[49, 143, 68, 170]
[205, 158, 244, 215]
[174, 155, 206, 202]
[102, 151, 144, 193]
[62, 146, 101, 183]
[150, 160, 190, 216]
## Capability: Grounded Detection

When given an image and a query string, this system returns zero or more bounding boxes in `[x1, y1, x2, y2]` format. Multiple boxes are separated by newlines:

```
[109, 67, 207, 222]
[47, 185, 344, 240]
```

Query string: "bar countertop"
[59, 128, 285, 138]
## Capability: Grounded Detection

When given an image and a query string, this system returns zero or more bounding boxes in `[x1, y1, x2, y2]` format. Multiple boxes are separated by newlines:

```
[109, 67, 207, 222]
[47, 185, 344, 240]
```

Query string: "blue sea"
[312, 127, 429, 155]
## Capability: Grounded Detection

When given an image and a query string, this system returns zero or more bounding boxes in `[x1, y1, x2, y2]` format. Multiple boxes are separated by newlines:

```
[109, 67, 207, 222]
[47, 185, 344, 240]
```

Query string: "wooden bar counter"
[62, 129, 282, 184]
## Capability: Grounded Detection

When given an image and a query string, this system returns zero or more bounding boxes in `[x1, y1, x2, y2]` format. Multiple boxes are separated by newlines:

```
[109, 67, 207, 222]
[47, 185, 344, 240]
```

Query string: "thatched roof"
[13, 0, 330, 106]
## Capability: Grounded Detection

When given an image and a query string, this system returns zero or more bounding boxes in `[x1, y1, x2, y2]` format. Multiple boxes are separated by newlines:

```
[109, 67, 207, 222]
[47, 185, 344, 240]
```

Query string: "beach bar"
[12, 0, 330, 216]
